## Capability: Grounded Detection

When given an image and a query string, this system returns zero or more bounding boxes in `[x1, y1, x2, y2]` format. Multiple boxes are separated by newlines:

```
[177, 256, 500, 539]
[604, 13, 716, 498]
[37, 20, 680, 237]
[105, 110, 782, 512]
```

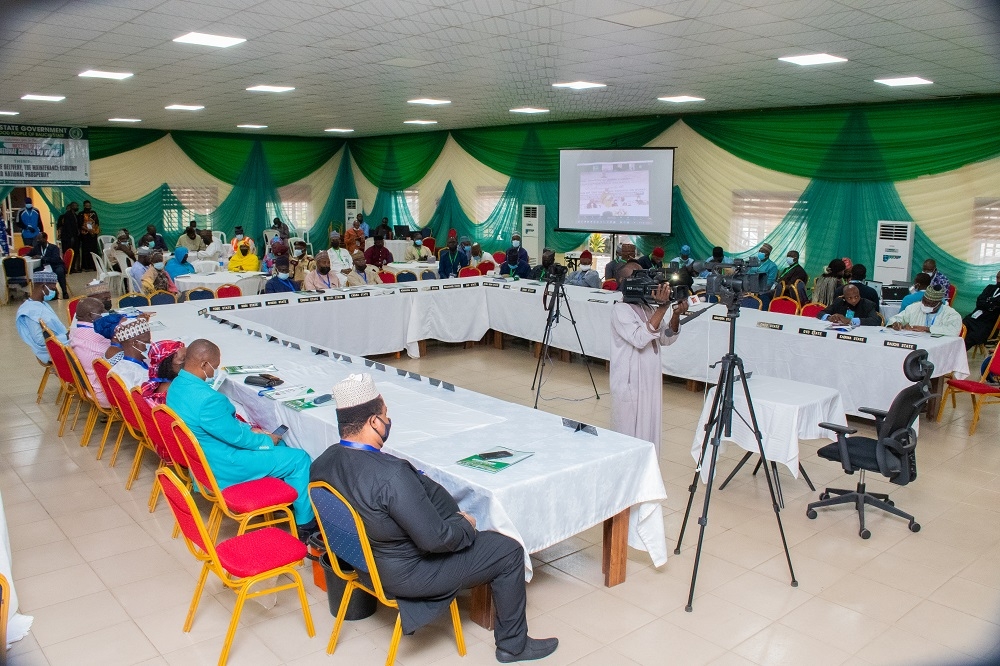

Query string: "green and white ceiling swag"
[30, 95, 1000, 312]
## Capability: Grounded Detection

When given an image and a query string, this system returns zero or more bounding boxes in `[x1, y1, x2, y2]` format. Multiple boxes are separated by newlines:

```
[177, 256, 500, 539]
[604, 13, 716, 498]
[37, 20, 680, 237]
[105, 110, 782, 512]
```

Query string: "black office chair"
[806, 349, 934, 539]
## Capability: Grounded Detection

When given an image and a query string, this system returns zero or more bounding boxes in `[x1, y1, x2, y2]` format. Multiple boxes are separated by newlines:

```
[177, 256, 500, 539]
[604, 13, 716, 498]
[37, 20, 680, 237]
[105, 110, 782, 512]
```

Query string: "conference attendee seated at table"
[605, 243, 636, 279]
[16, 271, 67, 363]
[345, 251, 383, 286]
[166, 338, 315, 532]
[228, 225, 256, 255]
[104, 229, 136, 270]
[303, 251, 341, 290]
[194, 229, 226, 261]
[404, 237, 433, 262]
[637, 246, 665, 270]
[817, 285, 881, 326]
[668, 244, 693, 268]
[290, 239, 315, 281]
[529, 248, 557, 281]
[372, 216, 393, 240]
[164, 246, 197, 280]
[69, 298, 112, 407]
[140, 224, 168, 251]
[834, 264, 880, 306]
[108, 317, 152, 390]
[128, 247, 152, 292]
[28, 232, 70, 299]
[310, 373, 559, 664]
[175, 224, 207, 253]
[264, 256, 299, 293]
[228, 238, 261, 272]
[565, 250, 600, 288]
[500, 248, 531, 279]
[142, 251, 178, 295]
[459, 235, 472, 259]
[438, 234, 470, 278]
[327, 232, 354, 274]
[699, 246, 732, 277]
[508, 233, 530, 265]
[97, 313, 125, 364]
[364, 235, 394, 270]
[922, 257, 948, 288]
[263, 239, 289, 275]
[746, 242, 778, 292]
[963, 270, 1000, 350]
[888, 284, 962, 336]
[344, 216, 366, 254]
[468, 243, 492, 269]
[813, 259, 847, 305]
[777, 250, 808, 288]
[899, 272, 931, 311]
[140, 340, 186, 406]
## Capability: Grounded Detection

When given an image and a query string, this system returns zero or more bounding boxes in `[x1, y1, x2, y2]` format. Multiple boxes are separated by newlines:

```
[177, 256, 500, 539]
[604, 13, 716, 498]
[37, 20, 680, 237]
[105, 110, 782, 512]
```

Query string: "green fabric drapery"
[913, 229, 999, 314]
[87, 127, 168, 161]
[350, 131, 448, 190]
[422, 181, 477, 243]
[0, 186, 12, 202]
[452, 116, 677, 181]
[367, 190, 417, 232]
[310, 147, 358, 249]
[35, 185, 174, 245]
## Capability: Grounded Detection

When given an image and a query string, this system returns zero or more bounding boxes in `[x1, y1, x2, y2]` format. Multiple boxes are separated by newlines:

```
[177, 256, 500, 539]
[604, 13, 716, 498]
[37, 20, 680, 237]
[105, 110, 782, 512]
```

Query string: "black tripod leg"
[559, 290, 600, 400]
[772, 462, 784, 510]
[798, 463, 816, 491]
[718, 451, 753, 490]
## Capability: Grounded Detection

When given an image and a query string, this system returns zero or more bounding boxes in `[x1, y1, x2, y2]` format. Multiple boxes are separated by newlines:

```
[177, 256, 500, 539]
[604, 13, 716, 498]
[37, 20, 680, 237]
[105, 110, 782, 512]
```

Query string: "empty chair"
[458, 266, 481, 278]
[3, 257, 30, 301]
[477, 261, 495, 274]
[16, 247, 32, 257]
[768, 296, 800, 315]
[800, 302, 826, 318]
[215, 283, 242, 298]
[422, 237, 436, 255]
[492, 251, 507, 264]
[149, 290, 177, 305]
[936, 347, 1000, 435]
[118, 293, 150, 308]
[378, 271, 397, 284]
[186, 287, 215, 301]
[601, 279, 617, 290]
[739, 295, 763, 310]
[395, 271, 418, 282]
[420, 270, 437, 280]
[63, 248, 75, 275]
[103, 371, 157, 490]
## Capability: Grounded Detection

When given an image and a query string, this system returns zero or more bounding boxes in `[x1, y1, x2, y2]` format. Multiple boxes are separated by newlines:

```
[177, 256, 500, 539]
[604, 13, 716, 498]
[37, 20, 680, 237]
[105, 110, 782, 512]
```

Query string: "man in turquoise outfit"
[165, 338, 315, 530]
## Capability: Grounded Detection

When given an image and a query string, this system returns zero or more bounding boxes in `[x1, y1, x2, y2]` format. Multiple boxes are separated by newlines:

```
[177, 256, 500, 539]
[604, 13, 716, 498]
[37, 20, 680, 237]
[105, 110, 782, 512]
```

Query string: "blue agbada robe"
[16, 299, 67, 363]
[165, 369, 314, 524]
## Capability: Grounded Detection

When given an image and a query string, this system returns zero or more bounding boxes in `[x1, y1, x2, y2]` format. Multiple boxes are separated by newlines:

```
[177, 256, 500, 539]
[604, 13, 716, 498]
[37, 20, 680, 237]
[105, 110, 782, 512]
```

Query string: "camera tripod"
[531, 277, 600, 409]
[673, 297, 797, 611]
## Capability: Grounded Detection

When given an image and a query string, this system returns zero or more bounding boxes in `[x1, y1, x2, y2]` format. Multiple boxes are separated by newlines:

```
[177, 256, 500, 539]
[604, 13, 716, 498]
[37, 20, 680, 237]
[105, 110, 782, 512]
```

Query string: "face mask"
[330, 241, 340, 249]
[920, 304, 936, 314]
[25, 204, 32, 210]
[318, 266, 331, 275]
[153, 261, 165, 270]
[235, 234, 244, 241]
[512, 240, 521, 248]
[147, 242, 155, 249]
[374, 415, 391, 443]
[277, 272, 290, 280]
[581, 263, 591, 269]
[43, 288, 56, 301]
[203, 361, 217, 382]
[415, 240, 422, 247]
[786, 257, 794, 266]
[240, 248, 249, 255]
[757, 252, 767, 261]
[294, 249, 303, 257]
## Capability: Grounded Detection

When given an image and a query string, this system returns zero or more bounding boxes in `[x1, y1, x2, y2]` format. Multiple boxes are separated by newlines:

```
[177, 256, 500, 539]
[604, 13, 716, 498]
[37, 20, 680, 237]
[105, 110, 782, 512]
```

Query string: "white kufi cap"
[333, 373, 380, 408]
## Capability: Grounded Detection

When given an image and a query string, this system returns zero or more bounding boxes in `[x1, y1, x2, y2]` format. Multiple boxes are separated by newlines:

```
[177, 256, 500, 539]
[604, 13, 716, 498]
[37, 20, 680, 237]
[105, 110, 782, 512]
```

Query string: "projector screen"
[558, 148, 674, 235]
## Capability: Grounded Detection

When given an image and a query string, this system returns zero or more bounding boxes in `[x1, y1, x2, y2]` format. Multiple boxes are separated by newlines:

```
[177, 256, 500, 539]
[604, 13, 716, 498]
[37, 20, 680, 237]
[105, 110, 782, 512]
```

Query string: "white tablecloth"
[26, 257, 40, 277]
[691, 375, 847, 481]
[145, 301, 669, 578]
[173, 271, 266, 295]
[382, 261, 439, 279]
[0, 489, 33, 646]
[364, 238, 411, 261]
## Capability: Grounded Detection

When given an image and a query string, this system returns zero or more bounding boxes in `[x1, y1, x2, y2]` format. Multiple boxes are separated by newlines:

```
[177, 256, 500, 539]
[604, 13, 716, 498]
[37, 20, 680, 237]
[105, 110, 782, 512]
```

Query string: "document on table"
[456, 448, 534, 474]
[222, 364, 278, 375]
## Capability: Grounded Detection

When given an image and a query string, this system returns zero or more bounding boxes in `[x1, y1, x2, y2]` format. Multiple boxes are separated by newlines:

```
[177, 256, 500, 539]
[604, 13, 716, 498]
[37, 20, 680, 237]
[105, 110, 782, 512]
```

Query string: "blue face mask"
[25, 204, 32, 210]
[277, 272, 290, 280]
[415, 240, 422, 247]
[43, 288, 56, 301]
[153, 261, 165, 270]
[512, 240, 521, 248]
[786, 257, 794, 266]
[757, 252, 767, 261]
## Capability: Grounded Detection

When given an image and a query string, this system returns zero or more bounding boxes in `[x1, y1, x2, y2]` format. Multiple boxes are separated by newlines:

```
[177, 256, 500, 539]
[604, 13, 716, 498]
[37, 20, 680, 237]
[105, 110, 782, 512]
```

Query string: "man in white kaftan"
[610, 266, 686, 455]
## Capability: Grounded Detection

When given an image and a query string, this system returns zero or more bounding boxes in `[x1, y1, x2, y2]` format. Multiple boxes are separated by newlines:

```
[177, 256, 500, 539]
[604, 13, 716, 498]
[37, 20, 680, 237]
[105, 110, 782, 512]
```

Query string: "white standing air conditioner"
[521, 204, 545, 266]
[345, 198, 362, 227]
[873, 220, 914, 285]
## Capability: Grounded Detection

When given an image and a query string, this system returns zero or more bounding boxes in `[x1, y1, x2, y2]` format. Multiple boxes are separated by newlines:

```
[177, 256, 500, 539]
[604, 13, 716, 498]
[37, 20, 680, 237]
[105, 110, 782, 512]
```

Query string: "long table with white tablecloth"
[172, 271, 267, 295]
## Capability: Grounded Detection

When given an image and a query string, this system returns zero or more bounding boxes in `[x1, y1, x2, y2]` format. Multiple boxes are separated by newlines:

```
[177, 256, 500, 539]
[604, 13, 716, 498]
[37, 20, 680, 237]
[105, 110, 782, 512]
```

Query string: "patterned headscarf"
[146, 340, 185, 380]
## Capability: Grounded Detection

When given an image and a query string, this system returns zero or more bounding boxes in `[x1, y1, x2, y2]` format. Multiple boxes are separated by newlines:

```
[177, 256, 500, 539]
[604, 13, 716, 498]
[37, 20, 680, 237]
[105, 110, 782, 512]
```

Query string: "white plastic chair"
[91, 252, 124, 298]
[211, 230, 226, 245]
[263, 229, 279, 247]
[98, 235, 115, 252]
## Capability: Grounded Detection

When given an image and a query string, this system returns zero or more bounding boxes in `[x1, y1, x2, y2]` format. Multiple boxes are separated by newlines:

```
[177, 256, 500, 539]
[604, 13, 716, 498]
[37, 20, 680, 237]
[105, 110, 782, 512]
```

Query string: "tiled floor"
[2, 276, 1000, 665]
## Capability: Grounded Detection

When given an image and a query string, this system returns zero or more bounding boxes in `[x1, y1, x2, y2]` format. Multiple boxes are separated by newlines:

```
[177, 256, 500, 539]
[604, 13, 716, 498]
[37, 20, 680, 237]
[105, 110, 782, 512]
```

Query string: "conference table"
[172, 271, 267, 295]
[381, 261, 440, 279]
[0, 489, 33, 646]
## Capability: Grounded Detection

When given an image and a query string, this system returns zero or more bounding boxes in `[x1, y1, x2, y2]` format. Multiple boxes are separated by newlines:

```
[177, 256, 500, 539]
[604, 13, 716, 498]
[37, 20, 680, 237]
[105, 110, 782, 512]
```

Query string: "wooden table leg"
[470, 583, 495, 630]
[418, 340, 427, 357]
[926, 376, 943, 417]
[685, 380, 705, 392]
[559, 349, 571, 363]
[493, 330, 504, 350]
[602, 507, 630, 587]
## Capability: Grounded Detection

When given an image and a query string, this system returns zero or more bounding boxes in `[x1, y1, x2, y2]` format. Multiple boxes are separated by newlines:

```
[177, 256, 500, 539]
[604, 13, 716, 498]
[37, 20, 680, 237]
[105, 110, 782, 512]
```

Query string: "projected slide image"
[578, 161, 651, 218]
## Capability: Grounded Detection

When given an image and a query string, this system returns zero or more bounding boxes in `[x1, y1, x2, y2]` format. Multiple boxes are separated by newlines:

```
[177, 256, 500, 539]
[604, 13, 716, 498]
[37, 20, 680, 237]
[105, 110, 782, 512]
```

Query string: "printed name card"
[443, 283, 462, 290]
[461, 282, 479, 288]
[399, 287, 417, 293]
[348, 292, 370, 298]
[484, 282, 500, 288]
[520, 287, 537, 293]
[324, 294, 345, 300]
[198, 308, 208, 316]
[209, 304, 234, 312]
[756, 321, 783, 331]
[237, 302, 261, 309]
[837, 333, 867, 343]
[265, 298, 289, 306]
[297, 296, 320, 303]
[798, 328, 827, 337]
[587, 299, 609, 303]
[884, 340, 917, 350]
[712, 314, 732, 322]
[427, 285, 440, 291]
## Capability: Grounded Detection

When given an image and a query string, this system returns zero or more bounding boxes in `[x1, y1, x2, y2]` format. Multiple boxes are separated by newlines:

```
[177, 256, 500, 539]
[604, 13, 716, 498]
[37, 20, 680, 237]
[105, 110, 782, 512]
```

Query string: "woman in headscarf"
[164, 246, 197, 280]
[139, 340, 187, 406]
[96, 313, 126, 364]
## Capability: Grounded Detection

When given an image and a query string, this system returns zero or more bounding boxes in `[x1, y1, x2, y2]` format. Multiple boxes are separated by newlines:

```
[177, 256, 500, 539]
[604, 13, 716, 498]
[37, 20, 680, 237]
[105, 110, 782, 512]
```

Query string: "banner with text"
[0, 124, 90, 185]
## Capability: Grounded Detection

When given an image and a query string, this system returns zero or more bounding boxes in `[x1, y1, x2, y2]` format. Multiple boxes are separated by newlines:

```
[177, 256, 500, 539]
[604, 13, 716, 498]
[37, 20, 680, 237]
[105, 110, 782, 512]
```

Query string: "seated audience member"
[142, 251, 178, 295]
[900, 273, 931, 311]
[28, 232, 69, 299]
[129, 247, 152, 291]
[529, 248, 556, 280]
[104, 229, 136, 271]
[404, 237, 433, 262]
[310, 374, 559, 664]
[96, 313, 125, 364]
[669, 245, 693, 268]
[229, 225, 256, 255]
[140, 340, 186, 406]
[458, 235, 472, 259]
[345, 251, 383, 286]
[327, 232, 354, 274]
[699, 246, 732, 277]
[372, 217, 393, 240]
[888, 284, 962, 335]
[778, 250, 808, 287]
[264, 256, 299, 293]
[107, 318, 152, 390]
[344, 217, 366, 254]
[228, 238, 261, 272]
[438, 234, 470, 278]
[508, 233, 529, 265]
[746, 242, 778, 292]
[817, 285, 881, 326]
[141, 225, 168, 251]
[468, 243, 491, 269]
[566, 250, 600, 288]
[16, 271, 68, 363]
[195, 229, 226, 261]
[263, 239, 290, 274]
[963, 270, 1000, 350]
[835, 264, 880, 306]
[175, 225, 206, 253]
[68, 298, 112, 407]
[813, 259, 847, 305]
[365, 236, 394, 270]
[638, 246, 665, 270]
[500, 248, 531, 279]
[164, 246, 197, 280]
[922, 257, 948, 286]
[166, 339, 315, 531]
[290, 239, 315, 281]
[303, 251, 341, 290]
[605, 243, 636, 280]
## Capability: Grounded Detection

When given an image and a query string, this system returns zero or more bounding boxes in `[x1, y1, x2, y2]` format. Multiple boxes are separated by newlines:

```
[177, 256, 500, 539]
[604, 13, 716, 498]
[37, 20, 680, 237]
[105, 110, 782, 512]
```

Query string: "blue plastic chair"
[118, 293, 150, 308]
[739, 295, 763, 310]
[420, 270, 437, 280]
[186, 288, 215, 301]
[396, 271, 418, 282]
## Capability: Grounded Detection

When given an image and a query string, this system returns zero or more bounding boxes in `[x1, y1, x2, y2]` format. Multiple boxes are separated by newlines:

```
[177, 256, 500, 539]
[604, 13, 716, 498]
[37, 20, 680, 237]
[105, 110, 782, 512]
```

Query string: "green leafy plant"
[587, 233, 607, 254]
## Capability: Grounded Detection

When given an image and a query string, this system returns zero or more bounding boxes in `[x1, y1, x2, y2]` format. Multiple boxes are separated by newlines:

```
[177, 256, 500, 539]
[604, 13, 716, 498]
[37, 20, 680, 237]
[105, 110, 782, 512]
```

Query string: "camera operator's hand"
[673, 299, 689, 316]
[652, 283, 672, 306]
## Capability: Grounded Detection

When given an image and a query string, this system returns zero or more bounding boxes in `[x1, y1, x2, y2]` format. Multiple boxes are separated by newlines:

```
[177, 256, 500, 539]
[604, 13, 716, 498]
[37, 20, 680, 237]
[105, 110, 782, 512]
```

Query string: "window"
[278, 184, 311, 233]
[476, 186, 505, 222]
[163, 186, 217, 235]
[404, 189, 419, 223]
[730, 190, 799, 252]
[972, 198, 1000, 264]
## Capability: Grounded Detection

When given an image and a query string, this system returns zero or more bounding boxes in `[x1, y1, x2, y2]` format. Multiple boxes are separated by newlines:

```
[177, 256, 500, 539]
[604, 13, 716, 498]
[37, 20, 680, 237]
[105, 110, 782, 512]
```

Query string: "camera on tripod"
[544, 263, 568, 283]
[693, 256, 767, 308]
[620, 262, 692, 306]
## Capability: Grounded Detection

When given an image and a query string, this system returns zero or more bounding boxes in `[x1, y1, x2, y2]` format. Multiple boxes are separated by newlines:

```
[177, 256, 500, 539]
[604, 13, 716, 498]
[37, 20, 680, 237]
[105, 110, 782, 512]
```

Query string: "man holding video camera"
[610, 262, 688, 455]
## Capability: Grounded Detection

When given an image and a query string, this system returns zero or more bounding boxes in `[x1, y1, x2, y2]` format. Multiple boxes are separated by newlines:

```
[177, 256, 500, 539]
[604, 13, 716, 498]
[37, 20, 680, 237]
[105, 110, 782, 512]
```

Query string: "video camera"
[544, 263, 568, 283]
[621, 261, 692, 306]
[692, 256, 767, 308]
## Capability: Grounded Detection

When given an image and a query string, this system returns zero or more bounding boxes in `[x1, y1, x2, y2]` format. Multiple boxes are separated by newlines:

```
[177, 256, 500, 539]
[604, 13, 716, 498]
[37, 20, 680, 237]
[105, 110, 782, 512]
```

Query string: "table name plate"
[462, 282, 479, 288]
[588, 299, 609, 303]
[265, 298, 289, 306]
[712, 315, 733, 322]
[297, 296, 320, 303]
[884, 340, 917, 350]
[837, 333, 867, 343]
[484, 282, 500, 288]
[398, 287, 417, 293]
[209, 304, 235, 312]
[443, 283, 462, 290]
[324, 294, 345, 300]
[756, 321, 783, 331]
[520, 287, 537, 293]
[798, 328, 828, 337]
[349, 292, 370, 298]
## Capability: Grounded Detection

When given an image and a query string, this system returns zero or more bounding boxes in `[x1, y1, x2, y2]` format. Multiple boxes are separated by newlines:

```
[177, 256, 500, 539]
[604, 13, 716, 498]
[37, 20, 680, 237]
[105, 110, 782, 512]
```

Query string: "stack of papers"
[456, 448, 533, 474]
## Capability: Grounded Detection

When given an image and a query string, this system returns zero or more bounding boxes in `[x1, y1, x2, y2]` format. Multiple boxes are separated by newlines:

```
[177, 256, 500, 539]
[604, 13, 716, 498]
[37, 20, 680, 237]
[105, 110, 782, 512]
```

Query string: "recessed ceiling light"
[601, 8, 683, 28]
[173, 32, 245, 48]
[247, 85, 295, 93]
[0, 111, 19, 116]
[510, 107, 550, 114]
[381, 57, 432, 68]
[778, 53, 847, 66]
[165, 104, 204, 111]
[407, 98, 450, 105]
[553, 81, 606, 90]
[658, 95, 705, 103]
[324, 128, 354, 133]
[79, 70, 133, 80]
[404, 120, 438, 125]
[875, 76, 933, 86]
[21, 94, 65, 102]
[237, 124, 267, 129]
[108, 118, 141, 122]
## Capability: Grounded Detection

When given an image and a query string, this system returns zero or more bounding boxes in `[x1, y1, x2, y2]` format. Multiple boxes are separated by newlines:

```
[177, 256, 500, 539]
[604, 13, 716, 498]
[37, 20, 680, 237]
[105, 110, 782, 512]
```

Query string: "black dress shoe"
[496, 637, 559, 663]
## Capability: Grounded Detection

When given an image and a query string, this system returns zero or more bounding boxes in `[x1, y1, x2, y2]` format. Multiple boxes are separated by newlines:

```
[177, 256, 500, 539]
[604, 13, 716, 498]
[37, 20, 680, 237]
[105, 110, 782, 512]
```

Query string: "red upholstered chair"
[458, 266, 480, 278]
[422, 237, 436, 255]
[477, 261, 495, 274]
[215, 283, 242, 298]
[42, 334, 79, 437]
[937, 347, 1000, 435]
[800, 302, 827, 318]
[63, 248, 74, 274]
[69, 355, 120, 455]
[16, 246, 31, 257]
[378, 271, 396, 283]
[104, 371, 157, 490]
[67, 295, 84, 320]
[768, 296, 800, 315]
[169, 418, 298, 539]
[602, 279, 618, 290]
[157, 468, 314, 666]
[492, 251, 507, 264]
[947, 283, 957, 304]
[131, 387, 176, 511]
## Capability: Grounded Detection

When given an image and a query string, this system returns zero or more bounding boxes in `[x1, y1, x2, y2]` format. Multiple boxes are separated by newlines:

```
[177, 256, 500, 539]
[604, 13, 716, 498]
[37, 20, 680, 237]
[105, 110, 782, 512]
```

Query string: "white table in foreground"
[173, 271, 266, 295]
[382, 261, 439, 278]
[0, 489, 33, 646]
[364, 238, 410, 261]
[691, 375, 847, 483]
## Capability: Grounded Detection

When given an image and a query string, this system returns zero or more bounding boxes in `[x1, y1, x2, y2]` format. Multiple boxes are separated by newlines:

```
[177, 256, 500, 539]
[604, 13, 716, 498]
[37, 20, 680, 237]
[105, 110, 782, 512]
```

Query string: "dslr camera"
[621, 262, 692, 306]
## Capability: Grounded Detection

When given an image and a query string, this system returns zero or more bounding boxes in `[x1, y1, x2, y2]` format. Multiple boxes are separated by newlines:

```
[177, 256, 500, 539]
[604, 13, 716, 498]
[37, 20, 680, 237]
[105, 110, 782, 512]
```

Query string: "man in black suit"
[835, 264, 880, 306]
[28, 232, 69, 299]
[817, 284, 881, 326]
